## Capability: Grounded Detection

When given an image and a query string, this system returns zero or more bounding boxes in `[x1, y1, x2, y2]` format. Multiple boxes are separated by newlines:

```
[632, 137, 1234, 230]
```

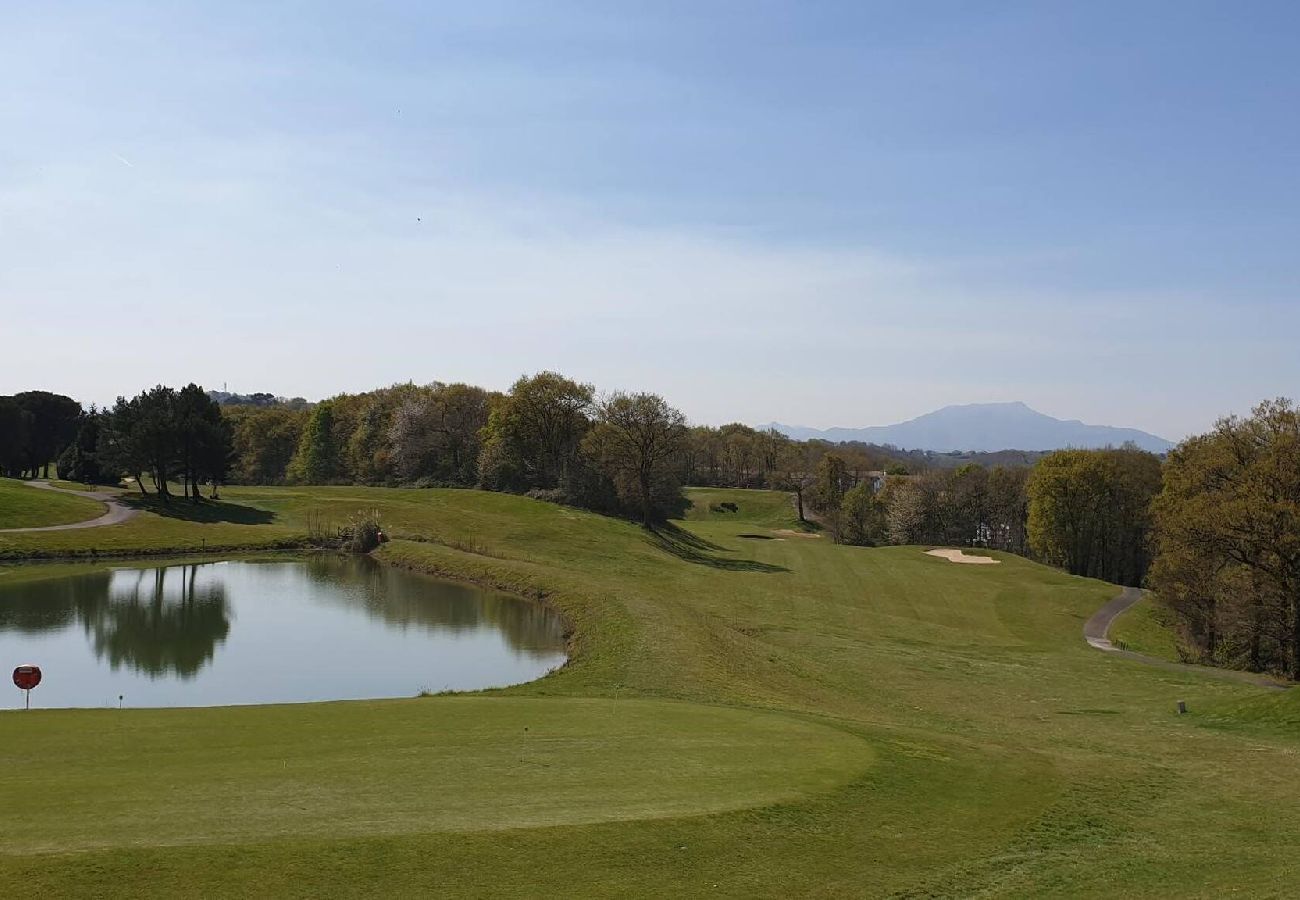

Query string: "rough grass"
[4, 486, 1300, 896]
[0, 478, 105, 529]
[1109, 593, 1184, 661]
[681, 486, 810, 529]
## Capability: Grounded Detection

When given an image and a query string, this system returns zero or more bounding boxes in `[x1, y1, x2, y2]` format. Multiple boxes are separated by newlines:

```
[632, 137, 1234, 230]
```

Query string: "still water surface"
[0, 556, 567, 709]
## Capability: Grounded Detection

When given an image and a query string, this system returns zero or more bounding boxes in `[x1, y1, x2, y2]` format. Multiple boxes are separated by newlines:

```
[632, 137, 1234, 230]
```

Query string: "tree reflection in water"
[300, 554, 565, 657]
[0, 565, 231, 679]
[1, 557, 565, 686]
[85, 565, 231, 679]
[0, 570, 112, 634]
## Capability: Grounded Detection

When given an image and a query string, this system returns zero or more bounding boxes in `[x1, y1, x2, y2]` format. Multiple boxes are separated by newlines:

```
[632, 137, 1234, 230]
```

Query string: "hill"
[207, 390, 311, 410]
[5, 485, 1299, 896]
[766, 401, 1174, 453]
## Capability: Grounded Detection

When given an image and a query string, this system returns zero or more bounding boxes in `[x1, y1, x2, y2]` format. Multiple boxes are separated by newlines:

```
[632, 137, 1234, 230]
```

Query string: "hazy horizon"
[5, 2, 1298, 440]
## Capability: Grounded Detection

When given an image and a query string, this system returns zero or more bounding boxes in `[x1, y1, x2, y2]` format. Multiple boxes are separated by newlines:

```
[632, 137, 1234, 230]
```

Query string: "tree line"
[1149, 399, 1300, 678]
[14, 375, 1298, 678]
[794, 446, 1160, 587]
[1, 377, 1167, 571]
[0, 391, 84, 478]
[221, 374, 689, 523]
[5, 374, 694, 525]
[2, 385, 236, 500]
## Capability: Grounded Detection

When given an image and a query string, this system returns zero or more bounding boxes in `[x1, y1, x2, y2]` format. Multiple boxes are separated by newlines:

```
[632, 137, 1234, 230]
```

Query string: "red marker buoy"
[13, 665, 41, 710]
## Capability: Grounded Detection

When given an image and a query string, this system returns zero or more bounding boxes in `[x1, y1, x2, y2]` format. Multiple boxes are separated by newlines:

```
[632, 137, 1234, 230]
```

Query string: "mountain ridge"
[763, 401, 1173, 453]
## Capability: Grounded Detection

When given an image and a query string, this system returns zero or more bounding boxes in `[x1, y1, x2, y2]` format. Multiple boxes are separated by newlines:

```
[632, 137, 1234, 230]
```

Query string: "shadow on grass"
[122, 495, 276, 525]
[646, 522, 788, 573]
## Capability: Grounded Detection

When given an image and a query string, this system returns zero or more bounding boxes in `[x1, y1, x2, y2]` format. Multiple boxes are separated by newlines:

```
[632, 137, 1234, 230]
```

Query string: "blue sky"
[3, 1, 1297, 439]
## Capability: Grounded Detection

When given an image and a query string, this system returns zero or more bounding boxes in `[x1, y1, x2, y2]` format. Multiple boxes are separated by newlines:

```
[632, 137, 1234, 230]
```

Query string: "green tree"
[288, 401, 340, 484]
[940, 464, 989, 545]
[135, 386, 182, 499]
[226, 406, 306, 484]
[99, 395, 149, 493]
[770, 440, 823, 523]
[478, 372, 594, 492]
[841, 482, 886, 546]
[56, 408, 108, 484]
[756, 428, 789, 484]
[1027, 446, 1162, 586]
[687, 426, 723, 486]
[389, 383, 493, 485]
[1151, 399, 1300, 676]
[987, 466, 1030, 553]
[718, 424, 758, 487]
[583, 392, 687, 526]
[811, 454, 850, 542]
[14, 390, 82, 478]
[175, 384, 233, 499]
[0, 397, 33, 477]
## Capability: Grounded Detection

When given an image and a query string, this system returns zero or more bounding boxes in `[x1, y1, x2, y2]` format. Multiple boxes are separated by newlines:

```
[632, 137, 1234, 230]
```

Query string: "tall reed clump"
[341, 509, 384, 553]
[304, 508, 385, 553]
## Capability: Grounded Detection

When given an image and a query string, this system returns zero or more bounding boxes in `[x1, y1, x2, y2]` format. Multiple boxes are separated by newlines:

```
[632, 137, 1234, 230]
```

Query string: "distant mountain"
[764, 402, 1174, 453]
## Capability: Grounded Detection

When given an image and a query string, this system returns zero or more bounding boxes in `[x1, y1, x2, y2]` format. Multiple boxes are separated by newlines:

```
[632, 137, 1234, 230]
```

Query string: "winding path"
[1085, 586, 1288, 690]
[0, 480, 138, 533]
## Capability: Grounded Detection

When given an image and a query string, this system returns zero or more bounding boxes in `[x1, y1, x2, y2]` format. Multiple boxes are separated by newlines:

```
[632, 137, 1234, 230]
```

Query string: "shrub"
[341, 510, 384, 553]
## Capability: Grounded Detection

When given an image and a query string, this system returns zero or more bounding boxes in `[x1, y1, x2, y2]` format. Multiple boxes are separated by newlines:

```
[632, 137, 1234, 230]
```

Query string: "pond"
[0, 556, 567, 709]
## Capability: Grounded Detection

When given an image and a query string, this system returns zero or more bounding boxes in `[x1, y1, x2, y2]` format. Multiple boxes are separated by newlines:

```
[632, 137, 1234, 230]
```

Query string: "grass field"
[4, 485, 1300, 896]
[1110, 593, 1184, 661]
[0, 478, 105, 529]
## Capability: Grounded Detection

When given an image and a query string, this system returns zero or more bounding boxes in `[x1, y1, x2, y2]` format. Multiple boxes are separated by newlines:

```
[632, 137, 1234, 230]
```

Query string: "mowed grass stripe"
[2, 696, 873, 854]
[6, 486, 1300, 896]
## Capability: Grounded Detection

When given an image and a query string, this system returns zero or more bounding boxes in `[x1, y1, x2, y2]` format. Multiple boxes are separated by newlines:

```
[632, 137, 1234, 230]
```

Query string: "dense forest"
[1148, 400, 1300, 677]
[6, 379, 1298, 675]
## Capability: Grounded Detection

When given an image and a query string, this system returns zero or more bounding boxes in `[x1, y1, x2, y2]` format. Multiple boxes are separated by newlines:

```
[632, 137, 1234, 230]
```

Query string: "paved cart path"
[1085, 586, 1288, 690]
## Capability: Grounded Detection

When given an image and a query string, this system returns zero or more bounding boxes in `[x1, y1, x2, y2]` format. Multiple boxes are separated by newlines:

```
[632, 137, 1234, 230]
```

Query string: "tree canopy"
[1027, 447, 1162, 586]
[583, 392, 688, 525]
[1151, 399, 1300, 676]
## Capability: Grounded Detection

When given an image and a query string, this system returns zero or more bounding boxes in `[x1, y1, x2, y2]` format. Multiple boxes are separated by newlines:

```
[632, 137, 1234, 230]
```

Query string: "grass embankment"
[1109, 593, 1184, 661]
[0, 478, 105, 529]
[4, 485, 1300, 896]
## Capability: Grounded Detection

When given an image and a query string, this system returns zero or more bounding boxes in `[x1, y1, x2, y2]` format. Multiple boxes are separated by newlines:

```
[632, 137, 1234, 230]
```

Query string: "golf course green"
[2, 482, 1298, 896]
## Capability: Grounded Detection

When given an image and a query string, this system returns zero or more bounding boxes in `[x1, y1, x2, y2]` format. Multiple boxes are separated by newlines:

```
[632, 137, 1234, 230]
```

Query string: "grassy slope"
[1109, 593, 1184, 661]
[0, 478, 105, 529]
[3, 486, 1300, 896]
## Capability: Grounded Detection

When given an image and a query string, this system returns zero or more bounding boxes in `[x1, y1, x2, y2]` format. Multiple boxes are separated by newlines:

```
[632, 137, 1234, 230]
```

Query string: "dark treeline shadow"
[122, 495, 275, 525]
[646, 522, 789, 573]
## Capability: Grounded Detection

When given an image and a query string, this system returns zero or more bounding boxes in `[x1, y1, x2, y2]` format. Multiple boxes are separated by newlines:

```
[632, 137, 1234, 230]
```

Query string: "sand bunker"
[926, 548, 1000, 565]
[773, 529, 821, 539]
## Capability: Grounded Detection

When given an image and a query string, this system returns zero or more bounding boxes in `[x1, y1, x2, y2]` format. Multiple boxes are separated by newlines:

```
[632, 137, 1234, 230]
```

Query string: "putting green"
[2, 696, 872, 854]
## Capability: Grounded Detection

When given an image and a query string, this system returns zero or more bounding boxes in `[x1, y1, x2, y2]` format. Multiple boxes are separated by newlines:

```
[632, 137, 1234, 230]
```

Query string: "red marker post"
[13, 665, 41, 710]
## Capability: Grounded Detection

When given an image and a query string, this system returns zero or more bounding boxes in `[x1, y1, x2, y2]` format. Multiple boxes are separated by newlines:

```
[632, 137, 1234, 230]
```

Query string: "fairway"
[0, 479, 105, 530]
[4, 486, 1300, 896]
